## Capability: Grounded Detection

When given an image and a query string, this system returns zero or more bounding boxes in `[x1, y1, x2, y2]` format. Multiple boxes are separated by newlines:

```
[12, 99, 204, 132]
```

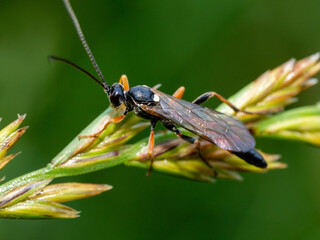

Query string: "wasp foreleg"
[79, 114, 125, 139]
[119, 74, 129, 91]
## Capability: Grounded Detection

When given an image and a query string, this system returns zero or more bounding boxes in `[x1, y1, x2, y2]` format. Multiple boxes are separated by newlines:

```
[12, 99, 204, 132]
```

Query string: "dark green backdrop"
[1, 0, 320, 239]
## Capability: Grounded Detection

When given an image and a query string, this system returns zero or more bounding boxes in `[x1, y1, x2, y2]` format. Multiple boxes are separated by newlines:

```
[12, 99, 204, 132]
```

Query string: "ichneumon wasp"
[51, 0, 267, 176]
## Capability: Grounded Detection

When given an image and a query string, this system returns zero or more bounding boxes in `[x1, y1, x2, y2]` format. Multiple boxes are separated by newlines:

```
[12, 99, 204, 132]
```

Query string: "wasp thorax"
[128, 85, 159, 105]
[108, 83, 125, 108]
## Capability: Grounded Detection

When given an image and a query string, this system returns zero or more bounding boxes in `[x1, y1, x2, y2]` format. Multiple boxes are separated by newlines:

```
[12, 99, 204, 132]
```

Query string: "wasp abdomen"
[233, 149, 267, 168]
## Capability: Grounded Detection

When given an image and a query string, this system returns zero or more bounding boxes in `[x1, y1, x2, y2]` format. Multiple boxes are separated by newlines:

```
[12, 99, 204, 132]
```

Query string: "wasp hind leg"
[161, 121, 217, 177]
[192, 91, 254, 115]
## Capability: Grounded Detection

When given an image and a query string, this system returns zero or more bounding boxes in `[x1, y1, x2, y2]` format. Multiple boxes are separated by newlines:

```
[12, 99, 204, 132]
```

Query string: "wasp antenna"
[62, 0, 109, 91]
[49, 56, 106, 89]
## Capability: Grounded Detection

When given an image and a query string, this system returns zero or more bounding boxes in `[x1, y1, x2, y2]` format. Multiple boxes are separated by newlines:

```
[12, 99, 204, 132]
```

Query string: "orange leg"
[119, 74, 129, 91]
[192, 91, 253, 114]
[146, 121, 157, 176]
[173, 86, 185, 99]
[79, 115, 125, 139]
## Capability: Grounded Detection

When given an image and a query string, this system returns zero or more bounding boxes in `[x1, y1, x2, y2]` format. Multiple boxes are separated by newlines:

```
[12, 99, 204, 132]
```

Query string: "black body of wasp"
[112, 83, 267, 169]
[57, 0, 267, 174]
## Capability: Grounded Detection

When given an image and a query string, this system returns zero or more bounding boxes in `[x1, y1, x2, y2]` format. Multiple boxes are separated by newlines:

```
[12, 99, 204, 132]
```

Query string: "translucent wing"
[141, 89, 255, 152]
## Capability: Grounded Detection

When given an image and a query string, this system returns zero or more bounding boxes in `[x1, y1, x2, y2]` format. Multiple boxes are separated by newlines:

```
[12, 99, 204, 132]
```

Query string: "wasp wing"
[141, 90, 255, 152]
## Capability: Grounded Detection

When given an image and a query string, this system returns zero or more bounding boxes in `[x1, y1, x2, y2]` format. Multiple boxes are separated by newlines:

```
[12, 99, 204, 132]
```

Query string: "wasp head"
[107, 83, 126, 108]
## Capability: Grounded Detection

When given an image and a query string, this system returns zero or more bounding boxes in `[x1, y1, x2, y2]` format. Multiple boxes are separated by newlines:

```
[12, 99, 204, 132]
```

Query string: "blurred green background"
[1, 0, 320, 239]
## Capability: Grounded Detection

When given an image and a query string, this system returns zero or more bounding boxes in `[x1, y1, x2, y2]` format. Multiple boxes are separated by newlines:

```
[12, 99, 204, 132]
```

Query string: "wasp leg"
[152, 83, 162, 90]
[192, 91, 254, 115]
[119, 74, 129, 91]
[172, 86, 185, 99]
[146, 121, 157, 176]
[161, 122, 217, 176]
[79, 115, 125, 139]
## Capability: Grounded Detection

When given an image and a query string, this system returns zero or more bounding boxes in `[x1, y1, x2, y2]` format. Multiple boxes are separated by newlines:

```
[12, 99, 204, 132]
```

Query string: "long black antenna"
[49, 56, 106, 89]
[62, 0, 109, 91]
